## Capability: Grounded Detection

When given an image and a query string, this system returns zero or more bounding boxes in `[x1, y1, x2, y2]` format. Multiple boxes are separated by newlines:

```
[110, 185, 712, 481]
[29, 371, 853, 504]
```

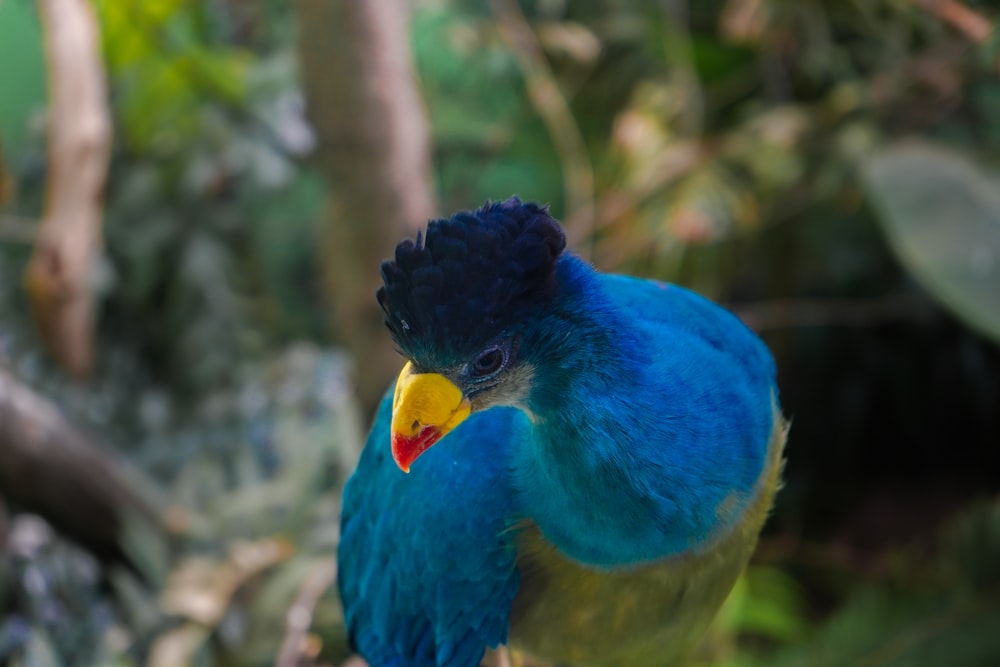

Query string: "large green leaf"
[862, 141, 1000, 344]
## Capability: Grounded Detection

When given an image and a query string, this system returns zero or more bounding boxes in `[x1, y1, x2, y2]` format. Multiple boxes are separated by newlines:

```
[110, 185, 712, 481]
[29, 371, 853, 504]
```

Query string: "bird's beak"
[390, 361, 471, 473]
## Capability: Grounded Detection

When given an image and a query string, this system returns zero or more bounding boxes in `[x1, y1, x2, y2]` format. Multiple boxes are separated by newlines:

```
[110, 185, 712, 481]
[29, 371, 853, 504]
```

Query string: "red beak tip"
[391, 427, 442, 473]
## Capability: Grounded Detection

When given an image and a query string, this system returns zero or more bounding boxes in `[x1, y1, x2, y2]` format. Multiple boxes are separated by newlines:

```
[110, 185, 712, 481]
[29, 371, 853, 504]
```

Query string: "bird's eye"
[470, 347, 506, 378]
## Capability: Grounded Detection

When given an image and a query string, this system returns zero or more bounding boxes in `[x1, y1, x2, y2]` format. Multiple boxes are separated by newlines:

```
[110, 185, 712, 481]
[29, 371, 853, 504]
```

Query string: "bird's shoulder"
[597, 274, 775, 382]
[339, 391, 528, 667]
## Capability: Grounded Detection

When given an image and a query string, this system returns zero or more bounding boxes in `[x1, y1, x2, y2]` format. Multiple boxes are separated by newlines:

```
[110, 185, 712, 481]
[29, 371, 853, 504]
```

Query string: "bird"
[337, 197, 787, 667]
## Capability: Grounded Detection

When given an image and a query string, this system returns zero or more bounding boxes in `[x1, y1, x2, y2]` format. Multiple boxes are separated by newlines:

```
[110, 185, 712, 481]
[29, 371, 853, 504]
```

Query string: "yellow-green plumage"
[511, 414, 786, 666]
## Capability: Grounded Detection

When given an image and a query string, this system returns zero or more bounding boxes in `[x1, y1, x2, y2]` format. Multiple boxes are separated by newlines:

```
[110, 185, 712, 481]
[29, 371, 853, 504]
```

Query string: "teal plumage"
[338, 198, 786, 667]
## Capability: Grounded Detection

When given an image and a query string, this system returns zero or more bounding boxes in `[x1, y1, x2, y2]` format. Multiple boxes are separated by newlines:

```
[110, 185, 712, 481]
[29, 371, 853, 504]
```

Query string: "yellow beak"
[390, 361, 471, 472]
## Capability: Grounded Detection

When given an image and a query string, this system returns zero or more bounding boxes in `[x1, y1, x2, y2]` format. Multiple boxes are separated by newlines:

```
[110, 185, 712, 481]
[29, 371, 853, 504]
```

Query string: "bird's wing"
[598, 275, 779, 546]
[602, 275, 776, 386]
[338, 389, 525, 667]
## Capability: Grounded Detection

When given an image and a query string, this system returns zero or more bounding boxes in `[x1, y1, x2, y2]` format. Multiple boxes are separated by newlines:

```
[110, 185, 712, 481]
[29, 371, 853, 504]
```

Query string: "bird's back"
[507, 275, 786, 666]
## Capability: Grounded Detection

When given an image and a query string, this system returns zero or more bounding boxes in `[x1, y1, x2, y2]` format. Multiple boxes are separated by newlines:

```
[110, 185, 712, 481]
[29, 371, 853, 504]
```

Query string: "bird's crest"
[378, 197, 567, 362]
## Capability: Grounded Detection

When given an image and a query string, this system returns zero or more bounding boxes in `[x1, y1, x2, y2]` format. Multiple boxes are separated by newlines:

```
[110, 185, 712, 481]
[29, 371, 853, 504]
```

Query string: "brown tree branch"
[295, 0, 437, 410]
[0, 367, 166, 580]
[913, 0, 994, 43]
[489, 0, 596, 250]
[24, 0, 111, 378]
[731, 294, 931, 332]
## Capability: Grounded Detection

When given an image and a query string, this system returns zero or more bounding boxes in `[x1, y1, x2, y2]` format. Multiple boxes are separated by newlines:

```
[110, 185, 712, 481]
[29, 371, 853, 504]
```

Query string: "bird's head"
[377, 197, 567, 472]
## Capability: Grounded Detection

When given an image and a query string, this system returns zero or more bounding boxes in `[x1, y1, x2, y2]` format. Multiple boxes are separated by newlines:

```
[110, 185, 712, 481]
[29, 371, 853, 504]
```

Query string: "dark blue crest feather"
[377, 197, 567, 363]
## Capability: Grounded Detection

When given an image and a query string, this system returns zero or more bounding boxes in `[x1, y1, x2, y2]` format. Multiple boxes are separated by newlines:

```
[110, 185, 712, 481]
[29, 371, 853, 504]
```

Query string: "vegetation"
[0, 0, 998, 665]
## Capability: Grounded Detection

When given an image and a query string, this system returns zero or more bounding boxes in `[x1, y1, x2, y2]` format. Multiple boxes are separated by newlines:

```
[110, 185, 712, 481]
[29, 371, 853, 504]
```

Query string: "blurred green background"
[1, 0, 1000, 666]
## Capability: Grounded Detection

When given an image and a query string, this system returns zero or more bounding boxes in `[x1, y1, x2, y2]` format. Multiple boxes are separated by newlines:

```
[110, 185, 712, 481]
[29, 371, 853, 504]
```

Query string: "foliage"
[2, 1, 340, 665]
[0, 0, 46, 153]
[0, 0, 999, 665]
[731, 499, 1000, 667]
[862, 141, 1000, 345]
[417, 0, 1000, 304]
[0, 346, 359, 667]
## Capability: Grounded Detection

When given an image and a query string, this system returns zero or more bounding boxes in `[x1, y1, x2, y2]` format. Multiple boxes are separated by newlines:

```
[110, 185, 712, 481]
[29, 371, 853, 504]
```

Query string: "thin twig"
[731, 294, 931, 332]
[0, 366, 165, 578]
[275, 560, 338, 667]
[913, 0, 994, 43]
[489, 0, 596, 254]
[913, 0, 1000, 73]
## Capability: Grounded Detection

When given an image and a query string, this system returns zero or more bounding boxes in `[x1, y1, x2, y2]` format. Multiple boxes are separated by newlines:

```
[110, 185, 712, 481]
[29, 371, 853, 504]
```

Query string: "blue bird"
[338, 198, 786, 667]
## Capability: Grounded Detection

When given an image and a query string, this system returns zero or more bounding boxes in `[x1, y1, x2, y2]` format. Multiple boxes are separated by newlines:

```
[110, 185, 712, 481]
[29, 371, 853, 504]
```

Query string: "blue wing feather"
[338, 389, 526, 667]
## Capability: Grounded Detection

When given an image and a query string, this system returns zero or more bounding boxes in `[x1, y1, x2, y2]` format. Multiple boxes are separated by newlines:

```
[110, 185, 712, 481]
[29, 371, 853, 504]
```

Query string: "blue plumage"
[340, 398, 528, 666]
[339, 199, 785, 667]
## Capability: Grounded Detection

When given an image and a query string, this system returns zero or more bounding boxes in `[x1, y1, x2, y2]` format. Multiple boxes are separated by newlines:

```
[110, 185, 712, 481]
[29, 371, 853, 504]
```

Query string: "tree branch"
[731, 294, 931, 332]
[489, 0, 596, 250]
[913, 0, 994, 43]
[24, 0, 111, 378]
[0, 367, 166, 581]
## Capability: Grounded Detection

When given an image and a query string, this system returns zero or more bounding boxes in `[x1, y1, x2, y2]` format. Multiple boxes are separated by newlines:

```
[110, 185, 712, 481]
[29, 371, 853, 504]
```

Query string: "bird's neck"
[512, 258, 664, 567]
[513, 257, 761, 568]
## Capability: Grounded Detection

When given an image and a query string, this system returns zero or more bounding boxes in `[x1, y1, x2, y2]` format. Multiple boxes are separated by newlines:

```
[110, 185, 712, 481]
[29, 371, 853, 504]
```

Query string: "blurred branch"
[24, 0, 111, 378]
[754, 535, 892, 579]
[153, 539, 293, 666]
[0, 366, 166, 580]
[275, 560, 337, 667]
[732, 294, 931, 332]
[913, 0, 1000, 73]
[489, 0, 596, 250]
[295, 0, 437, 411]
[161, 539, 293, 626]
[913, 0, 994, 43]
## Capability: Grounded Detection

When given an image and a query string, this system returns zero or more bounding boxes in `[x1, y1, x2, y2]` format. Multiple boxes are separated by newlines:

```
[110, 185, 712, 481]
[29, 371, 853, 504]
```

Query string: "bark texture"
[24, 0, 111, 378]
[295, 0, 437, 411]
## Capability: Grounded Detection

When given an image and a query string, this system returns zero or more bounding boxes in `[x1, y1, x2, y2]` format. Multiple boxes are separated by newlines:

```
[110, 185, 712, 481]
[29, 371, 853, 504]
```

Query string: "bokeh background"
[1, 1, 1000, 665]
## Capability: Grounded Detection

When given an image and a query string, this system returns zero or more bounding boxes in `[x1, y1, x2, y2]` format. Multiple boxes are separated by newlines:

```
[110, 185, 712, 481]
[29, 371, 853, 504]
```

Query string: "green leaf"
[862, 141, 1000, 344]
[738, 499, 1000, 667]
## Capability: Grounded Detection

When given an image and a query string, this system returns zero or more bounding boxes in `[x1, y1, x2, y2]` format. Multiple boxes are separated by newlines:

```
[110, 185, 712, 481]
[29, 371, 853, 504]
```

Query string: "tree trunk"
[295, 0, 436, 412]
